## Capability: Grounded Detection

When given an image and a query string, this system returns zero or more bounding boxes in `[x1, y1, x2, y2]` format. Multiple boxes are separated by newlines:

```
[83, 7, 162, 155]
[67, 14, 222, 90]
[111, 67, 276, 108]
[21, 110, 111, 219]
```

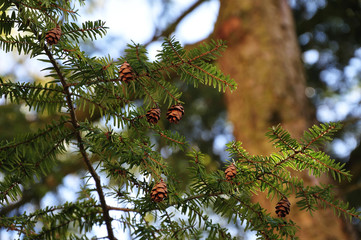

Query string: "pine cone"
[275, 197, 291, 218]
[166, 104, 184, 124]
[146, 107, 161, 124]
[118, 61, 134, 83]
[45, 25, 61, 45]
[225, 163, 237, 181]
[150, 180, 168, 202]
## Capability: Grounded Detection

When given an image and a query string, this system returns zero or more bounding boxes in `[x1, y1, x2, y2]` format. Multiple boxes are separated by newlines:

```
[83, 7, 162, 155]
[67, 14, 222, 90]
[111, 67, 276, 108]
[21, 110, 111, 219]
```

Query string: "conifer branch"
[42, 45, 116, 240]
[107, 206, 139, 212]
[141, 156, 161, 179]
[50, 4, 77, 14]
[147, 75, 181, 103]
[188, 62, 233, 88]
[155, 129, 186, 145]
[137, 80, 158, 106]
[71, 92, 131, 122]
[188, 41, 223, 62]
[62, 25, 107, 36]
[313, 193, 360, 219]
[0, 82, 64, 93]
[0, 119, 69, 151]
[301, 151, 349, 179]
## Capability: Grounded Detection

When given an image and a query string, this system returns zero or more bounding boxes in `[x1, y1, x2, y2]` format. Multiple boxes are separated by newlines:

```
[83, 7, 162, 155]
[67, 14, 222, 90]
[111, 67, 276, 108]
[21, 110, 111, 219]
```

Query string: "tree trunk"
[213, 0, 355, 239]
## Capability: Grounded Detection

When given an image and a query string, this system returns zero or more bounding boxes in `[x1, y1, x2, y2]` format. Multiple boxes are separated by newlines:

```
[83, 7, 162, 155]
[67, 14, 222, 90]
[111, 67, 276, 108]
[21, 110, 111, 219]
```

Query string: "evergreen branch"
[0, 128, 73, 203]
[175, 192, 223, 206]
[107, 206, 139, 213]
[272, 151, 297, 169]
[147, 75, 181, 103]
[62, 20, 107, 42]
[188, 62, 234, 89]
[227, 141, 254, 163]
[155, 129, 186, 146]
[313, 193, 361, 220]
[188, 40, 224, 63]
[71, 92, 132, 124]
[301, 122, 342, 150]
[0, 118, 69, 152]
[96, 84, 131, 104]
[0, 79, 67, 112]
[258, 177, 286, 198]
[42, 44, 116, 240]
[140, 214, 158, 239]
[0, 0, 355, 237]
[165, 37, 185, 62]
[141, 156, 161, 179]
[267, 124, 300, 151]
[300, 151, 351, 181]
[50, 3, 77, 14]
[0, 81, 64, 93]
[181, 66, 204, 88]
[35, 132, 73, 168]
[137, 80, 158, 106]
[35, 210, 103, 239]
[229, 194, 271, 239]
[17, 1, 57, 24]
[64, 77, 116, 87]
[0, 158, 86, 216]
[0, 180, 21, 202]
[63, 25, 106, 36]
[0, 34, 38, 54]
[185, 202, 231, 238]
[144, 151, 166, 169]
[296, 186, 314, 213]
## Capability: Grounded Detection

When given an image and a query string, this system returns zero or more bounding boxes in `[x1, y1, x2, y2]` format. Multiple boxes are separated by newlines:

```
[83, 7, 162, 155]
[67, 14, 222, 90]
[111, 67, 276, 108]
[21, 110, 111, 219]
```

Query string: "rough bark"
[213, 0, 356, 239]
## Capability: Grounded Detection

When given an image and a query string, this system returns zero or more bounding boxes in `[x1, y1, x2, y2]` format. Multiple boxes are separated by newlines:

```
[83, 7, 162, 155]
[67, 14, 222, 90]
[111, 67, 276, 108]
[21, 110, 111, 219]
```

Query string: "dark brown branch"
[0, 157, 87, 216]
[42, 46, 116, 240]
[0, 119, 70, 152]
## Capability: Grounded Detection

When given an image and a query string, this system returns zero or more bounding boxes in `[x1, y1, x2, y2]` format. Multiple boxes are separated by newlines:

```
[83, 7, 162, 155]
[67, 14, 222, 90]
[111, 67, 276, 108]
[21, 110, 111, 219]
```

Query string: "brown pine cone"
[146, 107, 161, 124]
[166, 104, 184, 124]
[150, 180, 168, 202]
[45, 25, 61, 45]
[225, 163, 237, 181]
[275, 197, 291, 218]
[118, 61, 134, 83]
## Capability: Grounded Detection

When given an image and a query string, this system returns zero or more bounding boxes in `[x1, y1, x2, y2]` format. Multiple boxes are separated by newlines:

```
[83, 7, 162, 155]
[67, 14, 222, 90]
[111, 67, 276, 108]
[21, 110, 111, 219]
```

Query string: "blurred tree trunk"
[213, 0, 356, 239]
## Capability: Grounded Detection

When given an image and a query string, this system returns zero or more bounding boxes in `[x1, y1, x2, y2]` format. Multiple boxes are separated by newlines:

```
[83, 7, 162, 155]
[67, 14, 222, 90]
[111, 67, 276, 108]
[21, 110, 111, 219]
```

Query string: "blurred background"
[1, 0, 361, 239]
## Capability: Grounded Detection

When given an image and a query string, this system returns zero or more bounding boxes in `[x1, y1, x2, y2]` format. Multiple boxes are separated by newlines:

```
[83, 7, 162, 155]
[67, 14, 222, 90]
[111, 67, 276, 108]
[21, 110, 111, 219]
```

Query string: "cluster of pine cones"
[118, 58, 184, 203]
[118, 61, 185, 125]
[224, 163, 291, 218]
[46, 26, 291, 218]
[44, 26, 185, 125]
[118, 62, 184, 202]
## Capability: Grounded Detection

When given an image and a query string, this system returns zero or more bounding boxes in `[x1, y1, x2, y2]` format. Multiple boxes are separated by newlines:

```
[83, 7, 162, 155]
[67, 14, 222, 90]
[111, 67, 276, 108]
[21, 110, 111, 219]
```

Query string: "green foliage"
[0, 1, 359, 240]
